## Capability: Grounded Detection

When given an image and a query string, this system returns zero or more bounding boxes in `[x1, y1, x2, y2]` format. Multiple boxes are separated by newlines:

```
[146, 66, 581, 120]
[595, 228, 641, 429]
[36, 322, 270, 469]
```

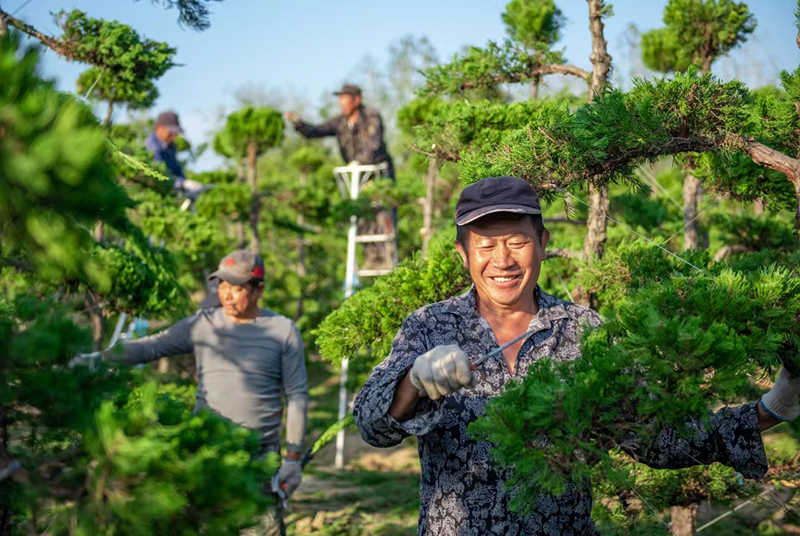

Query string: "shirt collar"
[447, 284, 571, 329]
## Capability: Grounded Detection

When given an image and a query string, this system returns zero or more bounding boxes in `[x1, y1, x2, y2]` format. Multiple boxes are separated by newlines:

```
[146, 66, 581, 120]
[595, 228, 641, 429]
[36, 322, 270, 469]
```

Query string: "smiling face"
[217, 279, 263, 322]
[455, 214, 549, 313]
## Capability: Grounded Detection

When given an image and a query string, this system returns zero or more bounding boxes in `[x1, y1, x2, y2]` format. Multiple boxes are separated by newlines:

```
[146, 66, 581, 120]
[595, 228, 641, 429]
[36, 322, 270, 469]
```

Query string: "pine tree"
[641, 0, 757, 251]
[1, 31, 278, 535]
[501, 0, 566, 99]
[213, 107, 284, 254]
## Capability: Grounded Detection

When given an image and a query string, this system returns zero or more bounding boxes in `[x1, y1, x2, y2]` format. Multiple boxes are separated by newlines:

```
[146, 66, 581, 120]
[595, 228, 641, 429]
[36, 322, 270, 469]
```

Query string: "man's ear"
[540, 228, 551, 251]
[454, 240, 469, 269]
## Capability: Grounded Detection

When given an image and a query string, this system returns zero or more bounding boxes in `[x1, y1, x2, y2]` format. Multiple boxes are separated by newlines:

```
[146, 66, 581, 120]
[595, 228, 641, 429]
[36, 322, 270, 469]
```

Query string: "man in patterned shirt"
[353, 176, 800, 535]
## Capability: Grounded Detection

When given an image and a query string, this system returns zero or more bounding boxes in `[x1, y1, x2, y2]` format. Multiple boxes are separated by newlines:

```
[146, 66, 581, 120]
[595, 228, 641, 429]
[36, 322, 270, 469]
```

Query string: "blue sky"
[9, 0, 800, 170]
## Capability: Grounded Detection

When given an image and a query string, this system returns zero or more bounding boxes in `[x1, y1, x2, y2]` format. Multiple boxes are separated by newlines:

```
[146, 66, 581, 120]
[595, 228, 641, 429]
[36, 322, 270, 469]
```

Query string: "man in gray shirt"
[104, 250, 308, 500]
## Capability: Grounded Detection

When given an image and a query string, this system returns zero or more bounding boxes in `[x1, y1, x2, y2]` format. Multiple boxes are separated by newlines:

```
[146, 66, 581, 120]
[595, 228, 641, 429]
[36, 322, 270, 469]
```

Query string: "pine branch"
[712, 244, 752, 262]
[456, 63, 591, 91]
[546, 248, 584, 260]
[0, 9, 73, 58]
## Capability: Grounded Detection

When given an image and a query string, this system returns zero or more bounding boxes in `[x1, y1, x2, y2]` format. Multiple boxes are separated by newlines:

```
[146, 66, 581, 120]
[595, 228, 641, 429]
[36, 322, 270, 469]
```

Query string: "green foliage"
[641, 0, 756, 73]
[469, 244, 800, 513]
[0, 33, 131, 280]
[421, 40, 567, 98]
[459, 68, 750, 192]
[56, 381, 277, 535]
[400, 97, 569, 162]
[711, 212, 800, 253]
[314, 236, 470, 367]
[138, 0, 222, 31]
[214, 106, 284, 158]
[502, 0, 565, 50]
[58, 10, 177, 110]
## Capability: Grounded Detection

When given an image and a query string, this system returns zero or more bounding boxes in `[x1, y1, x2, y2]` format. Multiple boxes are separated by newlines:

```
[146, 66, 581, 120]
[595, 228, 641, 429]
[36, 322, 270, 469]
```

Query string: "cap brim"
[455, 204, 541, 226]
[166, 124, 184, 134]
[208, 269, 251, 286]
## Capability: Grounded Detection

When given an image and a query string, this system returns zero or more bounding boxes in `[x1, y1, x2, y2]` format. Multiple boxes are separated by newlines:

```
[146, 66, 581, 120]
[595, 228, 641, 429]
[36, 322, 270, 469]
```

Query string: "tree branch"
[546, 248, 584, 260]
[713, 244, 752, 262]
[458, 63, 591, 91]
[0, 9, 73, 58]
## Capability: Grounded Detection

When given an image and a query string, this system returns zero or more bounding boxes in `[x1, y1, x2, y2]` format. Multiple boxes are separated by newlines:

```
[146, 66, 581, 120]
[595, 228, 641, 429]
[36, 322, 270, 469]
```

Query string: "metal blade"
[471, 326, 538, 367]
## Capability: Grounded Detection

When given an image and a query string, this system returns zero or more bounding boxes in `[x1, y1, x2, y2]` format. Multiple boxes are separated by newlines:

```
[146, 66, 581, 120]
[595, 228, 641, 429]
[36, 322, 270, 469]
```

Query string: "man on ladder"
[285, 84, 396, 271]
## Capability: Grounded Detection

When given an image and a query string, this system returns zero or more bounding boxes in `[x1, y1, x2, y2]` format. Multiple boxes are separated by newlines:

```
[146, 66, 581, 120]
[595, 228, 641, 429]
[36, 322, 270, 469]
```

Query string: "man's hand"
[409, 345, 473, 400]
[284, 112, 299, 124]
[274, 459, 302, 498]
[760, 367, 800, 424]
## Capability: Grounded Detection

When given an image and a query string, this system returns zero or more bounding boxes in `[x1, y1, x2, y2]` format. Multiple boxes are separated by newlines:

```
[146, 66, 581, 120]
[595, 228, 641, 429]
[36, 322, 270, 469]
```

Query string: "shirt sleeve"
[294, 117, 338, 139]
[623, 402, 768, 479]
[353, 314, 445, 448]
[115, 314, 196, 365]
[282, 323, 308, 453]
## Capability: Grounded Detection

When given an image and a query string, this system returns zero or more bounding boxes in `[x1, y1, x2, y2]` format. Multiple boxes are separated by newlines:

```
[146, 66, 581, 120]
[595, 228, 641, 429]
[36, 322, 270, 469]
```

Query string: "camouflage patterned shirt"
[294, 105, 394, 177]
[353, 286, 768, 536]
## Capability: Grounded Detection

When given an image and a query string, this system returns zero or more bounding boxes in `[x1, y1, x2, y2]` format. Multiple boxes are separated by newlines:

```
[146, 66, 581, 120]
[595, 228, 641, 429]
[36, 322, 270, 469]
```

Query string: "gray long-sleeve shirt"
[118, 307, 308, 452]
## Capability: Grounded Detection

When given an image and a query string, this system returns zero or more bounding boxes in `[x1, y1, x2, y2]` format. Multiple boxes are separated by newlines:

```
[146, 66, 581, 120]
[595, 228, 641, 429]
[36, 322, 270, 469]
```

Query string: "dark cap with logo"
[208, 249, 265, 286]
[155, 111, 184, 134]
[455, 176, 542, 226]
[333, 84, 362, 96]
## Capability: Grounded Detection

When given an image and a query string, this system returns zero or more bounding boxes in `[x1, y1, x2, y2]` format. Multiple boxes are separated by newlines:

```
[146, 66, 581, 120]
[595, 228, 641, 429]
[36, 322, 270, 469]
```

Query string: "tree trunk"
[0, 10, 7, 37]
[587, 0, 612, 100]
[297, 170, 308, 278]
[104, 101, 114, 130]
[754, 197, 766, 216]
[583, 0, 612, 262]
[421, 158, 437, 260]
[235, 158, 247, 248]
[670, 504, 698, 536]
[583, 182, 610, 261]
[246, 141, 261, 254]
[682, 172, 702, 250]
[530, 74, 541, 100]
[94, 221, 104, 242]
[86, 293, 105, 352]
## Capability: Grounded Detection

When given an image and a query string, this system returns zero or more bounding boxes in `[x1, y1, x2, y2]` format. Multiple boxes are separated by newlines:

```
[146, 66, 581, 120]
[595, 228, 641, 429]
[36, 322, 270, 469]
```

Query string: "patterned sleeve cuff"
[714, 402, 768, 480]
[354, 364, 443, 447]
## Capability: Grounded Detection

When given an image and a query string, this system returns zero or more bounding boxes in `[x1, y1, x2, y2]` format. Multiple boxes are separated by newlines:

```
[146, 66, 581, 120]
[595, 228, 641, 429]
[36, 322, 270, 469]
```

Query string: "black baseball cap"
[455, 176, 542, 226]
[155, 111, 184, 134]
[208, 250, 265, 286]
[333, 84, 362, 96]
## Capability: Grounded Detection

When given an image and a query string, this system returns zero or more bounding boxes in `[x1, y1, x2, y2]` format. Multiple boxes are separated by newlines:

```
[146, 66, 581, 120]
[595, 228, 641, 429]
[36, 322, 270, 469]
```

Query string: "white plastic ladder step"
[354, 234, 394, 243]
[357, 268, 394, 277]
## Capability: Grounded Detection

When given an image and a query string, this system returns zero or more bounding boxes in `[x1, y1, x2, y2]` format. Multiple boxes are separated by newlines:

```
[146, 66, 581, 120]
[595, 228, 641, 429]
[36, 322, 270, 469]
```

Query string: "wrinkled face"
[217, 280, 263, 320]
[155, 125, 177, 144]
[455, 217, 549, 311]
[338, 94, 360, 116]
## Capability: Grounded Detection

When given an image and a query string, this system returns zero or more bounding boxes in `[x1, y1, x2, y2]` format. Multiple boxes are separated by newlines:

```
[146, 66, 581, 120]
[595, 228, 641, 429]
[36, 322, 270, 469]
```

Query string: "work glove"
[409, 344, 474, 400]
[68, 351, 105, 370]
[760, 367, 800, 422]
[273, 459, 302, 498]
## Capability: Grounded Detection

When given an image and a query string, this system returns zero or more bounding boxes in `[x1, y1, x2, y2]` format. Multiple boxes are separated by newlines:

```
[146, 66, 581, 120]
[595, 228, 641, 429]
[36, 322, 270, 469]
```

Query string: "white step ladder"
[333, 162, 397, 469]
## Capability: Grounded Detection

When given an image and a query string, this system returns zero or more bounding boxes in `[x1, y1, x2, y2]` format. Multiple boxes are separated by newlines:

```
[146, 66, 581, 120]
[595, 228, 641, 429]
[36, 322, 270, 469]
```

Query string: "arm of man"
[294, 117, 338, 139]
[110, 313, 196, 365]
[281, 323, 308, 459]
[352, 314, 448, 448]
[623, 403, 769, 480]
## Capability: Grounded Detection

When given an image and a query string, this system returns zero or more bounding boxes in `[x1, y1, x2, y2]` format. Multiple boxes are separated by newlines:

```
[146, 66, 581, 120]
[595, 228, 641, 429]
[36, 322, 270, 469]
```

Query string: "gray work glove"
[68, 351, 105, 370]
[274, 459, 302, 498]
[760, 367, 800, 422]
[409, 344, 474, 400]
